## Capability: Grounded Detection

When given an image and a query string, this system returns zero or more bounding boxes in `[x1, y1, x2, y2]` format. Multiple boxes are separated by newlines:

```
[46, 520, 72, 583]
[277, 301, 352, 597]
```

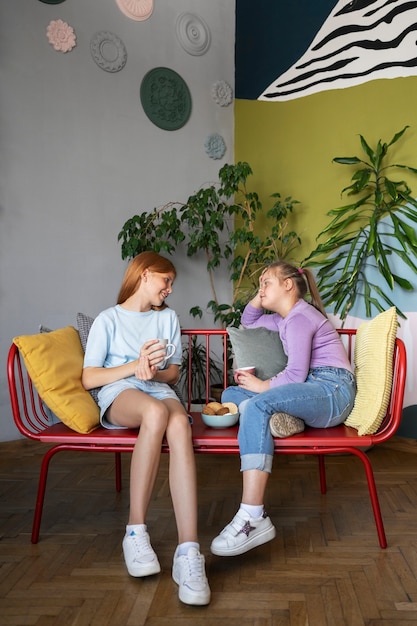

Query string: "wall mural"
[235, 0, 417, 434]
[259, 0, 417, 101]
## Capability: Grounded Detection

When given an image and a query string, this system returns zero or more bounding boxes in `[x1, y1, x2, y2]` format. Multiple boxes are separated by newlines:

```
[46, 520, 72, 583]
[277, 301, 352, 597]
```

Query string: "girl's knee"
[165, 410, 192, 442]
[141, 401, 170, 433]
[222, 386, 250, 406]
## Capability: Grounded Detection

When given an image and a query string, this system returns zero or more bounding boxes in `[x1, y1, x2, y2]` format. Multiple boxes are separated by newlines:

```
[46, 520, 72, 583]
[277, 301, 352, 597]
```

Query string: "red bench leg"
[115, 452, 122, 491]
[353, 449, 387, 548]
[31, 446, 60, 543]
[318, 455, 327, 494]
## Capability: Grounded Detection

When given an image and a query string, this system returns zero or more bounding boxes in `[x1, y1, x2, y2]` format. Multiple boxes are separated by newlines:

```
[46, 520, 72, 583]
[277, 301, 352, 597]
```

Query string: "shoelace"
[130, 532, 154, 560]
[184, 551, 205, 581]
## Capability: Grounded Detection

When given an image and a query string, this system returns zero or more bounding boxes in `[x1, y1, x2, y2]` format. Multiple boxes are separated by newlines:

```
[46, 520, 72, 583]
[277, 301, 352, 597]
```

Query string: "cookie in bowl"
[201, 401, 239, 428]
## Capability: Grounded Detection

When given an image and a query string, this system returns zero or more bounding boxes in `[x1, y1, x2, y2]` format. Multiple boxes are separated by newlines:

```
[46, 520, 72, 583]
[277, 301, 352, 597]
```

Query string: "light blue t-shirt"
[83, 305, 182, 422]
[84, 305, 182, 369]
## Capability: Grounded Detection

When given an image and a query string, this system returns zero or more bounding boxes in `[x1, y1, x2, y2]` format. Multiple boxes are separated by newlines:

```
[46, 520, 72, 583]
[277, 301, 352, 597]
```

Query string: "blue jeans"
[222, 367, 356, 474]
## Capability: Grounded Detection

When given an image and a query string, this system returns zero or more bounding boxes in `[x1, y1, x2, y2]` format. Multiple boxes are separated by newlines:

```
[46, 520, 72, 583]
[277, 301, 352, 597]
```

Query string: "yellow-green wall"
[235, 76, 417, 260]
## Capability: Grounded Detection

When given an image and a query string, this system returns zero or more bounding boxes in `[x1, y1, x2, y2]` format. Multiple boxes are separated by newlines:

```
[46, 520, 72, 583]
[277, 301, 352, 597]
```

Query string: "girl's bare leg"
[107, 389, 169, 524]
[164, 399, 198, 544]
[241, 469, 269, 506]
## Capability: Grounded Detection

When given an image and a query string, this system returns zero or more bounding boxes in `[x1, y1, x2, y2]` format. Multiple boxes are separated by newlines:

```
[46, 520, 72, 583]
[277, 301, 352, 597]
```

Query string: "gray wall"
[0, 0, 235, 440]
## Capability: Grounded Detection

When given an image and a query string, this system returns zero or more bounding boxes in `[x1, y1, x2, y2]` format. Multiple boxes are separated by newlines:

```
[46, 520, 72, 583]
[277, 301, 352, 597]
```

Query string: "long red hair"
[117, 252, 176, 309]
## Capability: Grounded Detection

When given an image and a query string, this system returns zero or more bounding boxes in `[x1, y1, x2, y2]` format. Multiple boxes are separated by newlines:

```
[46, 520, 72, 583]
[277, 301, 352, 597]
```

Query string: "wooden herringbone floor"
[1, 438, 417, 625]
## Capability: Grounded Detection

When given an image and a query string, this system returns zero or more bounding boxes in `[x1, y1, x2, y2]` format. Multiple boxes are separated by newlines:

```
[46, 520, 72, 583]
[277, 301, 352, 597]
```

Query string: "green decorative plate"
[140, 67, 192, 131]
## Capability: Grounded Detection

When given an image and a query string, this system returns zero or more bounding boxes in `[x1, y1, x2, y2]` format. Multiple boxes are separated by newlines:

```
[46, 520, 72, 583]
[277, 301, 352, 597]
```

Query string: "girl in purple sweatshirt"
[210, 260, 356, 557]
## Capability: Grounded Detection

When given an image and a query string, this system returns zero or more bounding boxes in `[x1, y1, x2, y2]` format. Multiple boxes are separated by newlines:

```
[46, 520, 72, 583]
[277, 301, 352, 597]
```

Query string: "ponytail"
[266, 261, 327, 317]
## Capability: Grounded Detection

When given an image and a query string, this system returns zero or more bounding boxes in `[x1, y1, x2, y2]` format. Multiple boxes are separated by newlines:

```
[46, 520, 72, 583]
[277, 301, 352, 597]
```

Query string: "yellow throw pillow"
[344, 307, 398, 435]
[13, 326, 100, 434]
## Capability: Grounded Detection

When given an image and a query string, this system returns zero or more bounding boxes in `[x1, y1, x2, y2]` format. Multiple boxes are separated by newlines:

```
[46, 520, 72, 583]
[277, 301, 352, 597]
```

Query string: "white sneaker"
[210, 508, 276, 556]
[122, 526, 161, 577]
[172, 546, 211, 605]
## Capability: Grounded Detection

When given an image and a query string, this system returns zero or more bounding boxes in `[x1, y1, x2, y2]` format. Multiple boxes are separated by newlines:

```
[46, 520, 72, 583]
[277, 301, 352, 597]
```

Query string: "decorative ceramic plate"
[140, 67, 192, 130]
[175, 12, 211, 56]
[90, 31, 127, 73]
[39, 0, 66, 4]
[114, 0, 153, 21]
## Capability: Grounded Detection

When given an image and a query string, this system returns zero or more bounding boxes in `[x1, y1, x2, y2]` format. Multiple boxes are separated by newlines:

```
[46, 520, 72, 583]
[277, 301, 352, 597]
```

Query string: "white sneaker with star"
[210, 508, 276, 556]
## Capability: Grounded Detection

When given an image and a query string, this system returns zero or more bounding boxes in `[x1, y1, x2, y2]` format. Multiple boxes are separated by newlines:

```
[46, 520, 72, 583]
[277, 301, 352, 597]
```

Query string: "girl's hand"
[249, 292, 263, 309]
[236, 370, 270, 393]
[140, 339, 165, 368]
[134, 354, 158, 380]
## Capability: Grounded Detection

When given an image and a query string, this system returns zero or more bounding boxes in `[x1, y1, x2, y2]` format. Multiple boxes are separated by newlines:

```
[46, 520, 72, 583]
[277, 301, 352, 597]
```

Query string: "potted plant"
[178, 336, 224, 406]
[118, 161, 302, 329]
[303, 126, 417, 322]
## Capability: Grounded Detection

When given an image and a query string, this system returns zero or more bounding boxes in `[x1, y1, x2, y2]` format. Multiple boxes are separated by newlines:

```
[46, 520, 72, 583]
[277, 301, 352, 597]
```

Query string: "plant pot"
[210, 384, 224, 402]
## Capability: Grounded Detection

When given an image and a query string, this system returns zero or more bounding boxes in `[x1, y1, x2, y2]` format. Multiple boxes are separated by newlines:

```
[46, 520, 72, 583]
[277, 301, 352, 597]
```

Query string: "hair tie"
[298, 268, 304, 275]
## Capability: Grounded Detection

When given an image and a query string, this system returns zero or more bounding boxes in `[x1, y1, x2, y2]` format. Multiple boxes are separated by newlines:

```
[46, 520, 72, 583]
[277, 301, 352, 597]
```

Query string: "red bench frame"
[7, 328, 407, 547]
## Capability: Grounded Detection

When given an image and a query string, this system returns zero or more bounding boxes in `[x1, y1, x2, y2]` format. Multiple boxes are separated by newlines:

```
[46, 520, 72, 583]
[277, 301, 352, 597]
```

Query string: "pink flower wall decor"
[46, 19, 76, 52]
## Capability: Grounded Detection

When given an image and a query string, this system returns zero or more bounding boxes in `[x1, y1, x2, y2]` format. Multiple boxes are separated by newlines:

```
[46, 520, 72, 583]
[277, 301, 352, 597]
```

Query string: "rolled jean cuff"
[240, 453, 273, 473]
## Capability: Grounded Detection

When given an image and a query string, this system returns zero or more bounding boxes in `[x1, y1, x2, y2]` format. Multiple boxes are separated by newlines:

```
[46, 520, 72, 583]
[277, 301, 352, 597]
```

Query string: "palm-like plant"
[303, 126, 417, 321]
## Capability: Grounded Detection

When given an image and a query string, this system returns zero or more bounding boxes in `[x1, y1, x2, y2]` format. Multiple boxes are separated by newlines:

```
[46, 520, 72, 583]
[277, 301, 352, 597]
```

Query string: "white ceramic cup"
[234, 365, 256, 384]
[157, 338, 176, 365]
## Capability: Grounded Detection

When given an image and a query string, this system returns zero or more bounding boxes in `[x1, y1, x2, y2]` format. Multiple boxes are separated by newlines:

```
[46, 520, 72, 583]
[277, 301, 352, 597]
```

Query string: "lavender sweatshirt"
[242, 299, 352, 388]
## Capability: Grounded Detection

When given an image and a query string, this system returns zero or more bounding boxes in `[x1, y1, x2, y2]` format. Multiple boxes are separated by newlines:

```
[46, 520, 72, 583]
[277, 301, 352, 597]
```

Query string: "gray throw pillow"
[76, 312, 100, 404]
[77, 311, 95, 352]
[227, 326, 287, 380]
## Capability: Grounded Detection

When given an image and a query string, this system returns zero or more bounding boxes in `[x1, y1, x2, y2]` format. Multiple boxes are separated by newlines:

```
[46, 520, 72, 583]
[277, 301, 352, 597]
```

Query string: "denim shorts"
[98, 377, 180, 429]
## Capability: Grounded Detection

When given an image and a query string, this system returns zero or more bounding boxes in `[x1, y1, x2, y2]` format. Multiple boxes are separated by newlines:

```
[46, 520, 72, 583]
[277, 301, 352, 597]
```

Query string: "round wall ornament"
[90, 31, 127, 73]
[175, 12, 211, 56]
[114, 0, 154, 21]
[204, 133, 226, 159]
[46, 19, 76, 52]
[211, 80, 233, 107]
[39, 0, 66, 4]
[140, 67, 192, 131]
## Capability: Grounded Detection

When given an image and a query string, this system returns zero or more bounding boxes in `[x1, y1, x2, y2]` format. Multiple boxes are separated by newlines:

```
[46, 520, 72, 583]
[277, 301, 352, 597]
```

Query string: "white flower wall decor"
[211, 80, 233, 107]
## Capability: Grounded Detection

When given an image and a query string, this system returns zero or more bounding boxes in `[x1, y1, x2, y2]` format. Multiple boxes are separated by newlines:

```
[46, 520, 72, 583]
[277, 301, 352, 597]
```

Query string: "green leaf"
[333, 157, 361, 165]
[189, 306, 203, 319]
[360, 134, 375, 162]
[392, 274, 413, 290]
[388, 125, 409, 147]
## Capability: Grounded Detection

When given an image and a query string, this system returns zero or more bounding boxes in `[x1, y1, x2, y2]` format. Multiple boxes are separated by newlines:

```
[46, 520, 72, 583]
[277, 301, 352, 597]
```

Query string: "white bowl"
[201, 411, 239, 428]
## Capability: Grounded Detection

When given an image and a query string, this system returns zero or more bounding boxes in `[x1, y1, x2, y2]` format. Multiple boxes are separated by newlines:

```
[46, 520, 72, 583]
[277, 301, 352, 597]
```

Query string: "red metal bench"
[7, 328, 406, 547]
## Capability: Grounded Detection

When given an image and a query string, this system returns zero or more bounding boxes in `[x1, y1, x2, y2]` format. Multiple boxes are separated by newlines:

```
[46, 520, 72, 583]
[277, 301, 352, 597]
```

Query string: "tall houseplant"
[303, 126, 417, 322]
[118, 161, 301, 329]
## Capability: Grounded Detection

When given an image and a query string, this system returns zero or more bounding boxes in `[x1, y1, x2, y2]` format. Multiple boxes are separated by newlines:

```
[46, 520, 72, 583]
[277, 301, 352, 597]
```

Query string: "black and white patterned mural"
[259, 0, 417, 101]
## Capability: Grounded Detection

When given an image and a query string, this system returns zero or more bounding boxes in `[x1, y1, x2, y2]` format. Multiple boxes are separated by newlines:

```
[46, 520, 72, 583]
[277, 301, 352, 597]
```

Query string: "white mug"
[157, 338, 176, 366]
